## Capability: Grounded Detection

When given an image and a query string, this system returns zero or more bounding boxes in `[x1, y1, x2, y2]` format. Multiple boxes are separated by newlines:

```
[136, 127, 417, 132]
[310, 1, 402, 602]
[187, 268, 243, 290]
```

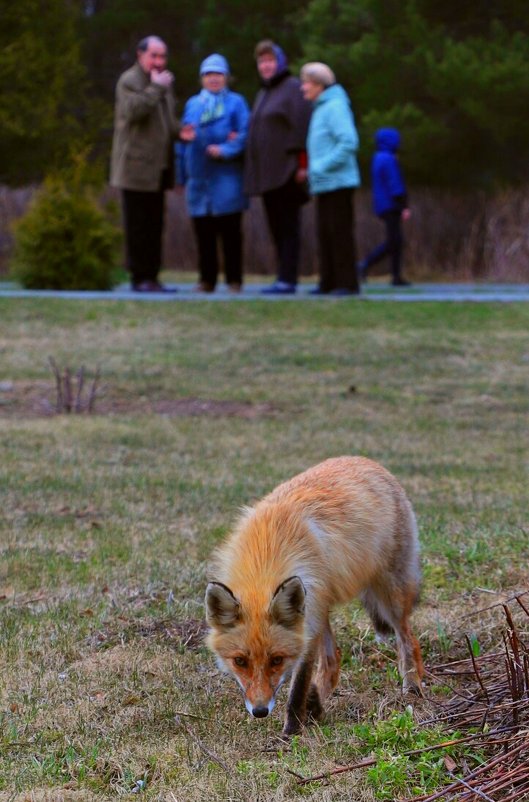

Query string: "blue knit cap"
[200, 53, 230, 75]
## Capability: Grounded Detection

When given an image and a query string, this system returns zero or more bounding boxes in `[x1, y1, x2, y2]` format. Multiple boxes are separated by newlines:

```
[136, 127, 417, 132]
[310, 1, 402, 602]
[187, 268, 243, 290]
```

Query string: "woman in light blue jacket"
[179, 54, 250, 292]
[301, 62, 360, 295]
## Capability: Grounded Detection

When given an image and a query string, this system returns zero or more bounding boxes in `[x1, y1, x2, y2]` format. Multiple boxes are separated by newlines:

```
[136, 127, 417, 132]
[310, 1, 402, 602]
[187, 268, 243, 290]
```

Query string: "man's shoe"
[132, 280, 177, 293]
[261, 281, 296, 295]
[195, 282, 215, 293]
[228, 282, 242, 293]
[392, 278, 411, 287]
[309, 286, 329, 295]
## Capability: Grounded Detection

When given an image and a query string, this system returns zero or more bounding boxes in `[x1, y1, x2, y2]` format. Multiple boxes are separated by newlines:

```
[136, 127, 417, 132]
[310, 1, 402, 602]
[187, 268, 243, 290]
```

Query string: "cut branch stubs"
[48, 357, 101, 414]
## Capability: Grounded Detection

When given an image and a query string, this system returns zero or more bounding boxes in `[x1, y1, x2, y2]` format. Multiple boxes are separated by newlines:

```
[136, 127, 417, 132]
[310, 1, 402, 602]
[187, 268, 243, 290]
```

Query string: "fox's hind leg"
[361, 584, 423, 695]
[361, 587, 394, 642]
[395, 606, 423, 696]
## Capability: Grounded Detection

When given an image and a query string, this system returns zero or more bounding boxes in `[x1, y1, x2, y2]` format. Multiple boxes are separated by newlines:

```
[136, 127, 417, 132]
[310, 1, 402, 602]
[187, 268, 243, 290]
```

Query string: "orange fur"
[205, 456, 423, 735]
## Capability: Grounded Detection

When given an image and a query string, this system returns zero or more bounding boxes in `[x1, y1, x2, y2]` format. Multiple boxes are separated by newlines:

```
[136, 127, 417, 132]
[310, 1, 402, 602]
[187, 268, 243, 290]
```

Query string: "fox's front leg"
[313, 619, 341, 703]
[283, 653, 317, 735]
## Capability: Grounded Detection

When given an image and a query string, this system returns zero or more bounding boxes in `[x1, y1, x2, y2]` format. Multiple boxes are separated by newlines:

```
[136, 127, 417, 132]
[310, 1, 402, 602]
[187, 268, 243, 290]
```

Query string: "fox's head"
[205, 576, 306, 719]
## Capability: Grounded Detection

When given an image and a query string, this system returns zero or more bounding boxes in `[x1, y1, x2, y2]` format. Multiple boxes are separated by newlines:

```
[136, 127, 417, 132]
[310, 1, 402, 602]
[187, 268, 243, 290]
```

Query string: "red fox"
[205, 456, 423, 735]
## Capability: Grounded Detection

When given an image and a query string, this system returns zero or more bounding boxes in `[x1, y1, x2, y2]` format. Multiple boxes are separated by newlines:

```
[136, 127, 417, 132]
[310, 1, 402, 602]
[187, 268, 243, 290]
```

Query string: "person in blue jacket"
[179, 54, 250, 292]
[300, 62, 361, 295]
[358, 128, 411, 286]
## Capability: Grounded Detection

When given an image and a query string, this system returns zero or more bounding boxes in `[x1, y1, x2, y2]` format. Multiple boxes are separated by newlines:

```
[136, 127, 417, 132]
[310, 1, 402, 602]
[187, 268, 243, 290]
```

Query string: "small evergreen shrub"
[10, 166, 121, 290]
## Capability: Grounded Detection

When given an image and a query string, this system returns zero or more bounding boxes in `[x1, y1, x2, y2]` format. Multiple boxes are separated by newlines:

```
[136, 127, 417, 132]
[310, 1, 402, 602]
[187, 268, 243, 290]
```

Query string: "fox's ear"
[270, 576, 306, 628]
[205, 582, 241, 629]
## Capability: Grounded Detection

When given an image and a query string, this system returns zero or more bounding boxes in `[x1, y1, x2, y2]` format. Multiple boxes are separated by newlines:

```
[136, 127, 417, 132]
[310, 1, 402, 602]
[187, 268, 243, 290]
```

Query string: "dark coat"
[110, 63, 179, 192]
[244, 72, 312, 195]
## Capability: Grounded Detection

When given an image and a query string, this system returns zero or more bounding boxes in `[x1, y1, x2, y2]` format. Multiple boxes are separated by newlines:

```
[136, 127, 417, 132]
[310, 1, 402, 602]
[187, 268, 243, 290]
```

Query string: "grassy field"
[0, 298, 528, 801]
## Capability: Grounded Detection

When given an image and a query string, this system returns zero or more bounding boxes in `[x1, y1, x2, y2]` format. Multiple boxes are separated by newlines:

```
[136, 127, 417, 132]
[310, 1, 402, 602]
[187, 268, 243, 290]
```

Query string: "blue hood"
[375, 127, 401, 152]
[271, 44, 288, 74]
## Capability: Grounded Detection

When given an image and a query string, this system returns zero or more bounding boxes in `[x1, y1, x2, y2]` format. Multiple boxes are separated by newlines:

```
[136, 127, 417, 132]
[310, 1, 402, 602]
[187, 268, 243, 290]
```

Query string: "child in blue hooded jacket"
[358, 128, 411, 286]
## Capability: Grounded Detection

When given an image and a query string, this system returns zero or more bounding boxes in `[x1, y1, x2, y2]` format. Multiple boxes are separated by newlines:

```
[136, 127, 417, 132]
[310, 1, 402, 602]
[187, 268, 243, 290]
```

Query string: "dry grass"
[3, 184, 529, 280]
[0, 298, 528, 800]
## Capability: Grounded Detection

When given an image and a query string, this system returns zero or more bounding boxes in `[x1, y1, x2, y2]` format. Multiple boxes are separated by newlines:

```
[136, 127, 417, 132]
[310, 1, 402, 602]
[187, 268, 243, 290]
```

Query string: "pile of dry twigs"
[414, 591, 529, 801]
[292, 591, 528, 800]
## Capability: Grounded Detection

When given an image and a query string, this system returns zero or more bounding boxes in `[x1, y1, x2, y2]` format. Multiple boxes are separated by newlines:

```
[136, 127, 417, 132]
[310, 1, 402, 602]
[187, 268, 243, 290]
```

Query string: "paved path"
[1, 281, 529, 302]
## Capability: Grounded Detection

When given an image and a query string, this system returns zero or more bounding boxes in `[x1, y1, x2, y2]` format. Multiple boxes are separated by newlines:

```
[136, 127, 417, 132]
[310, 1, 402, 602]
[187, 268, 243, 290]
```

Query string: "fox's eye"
[270, 655, 284, 667]
[233, 656, 248, 668]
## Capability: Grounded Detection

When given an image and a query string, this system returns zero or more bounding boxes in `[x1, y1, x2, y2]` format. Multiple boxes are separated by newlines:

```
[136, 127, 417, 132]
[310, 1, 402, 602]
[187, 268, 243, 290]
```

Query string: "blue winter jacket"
[306, 84, 360, 194]
[371, 128, 407, 216]
[178, 90, 250, 217]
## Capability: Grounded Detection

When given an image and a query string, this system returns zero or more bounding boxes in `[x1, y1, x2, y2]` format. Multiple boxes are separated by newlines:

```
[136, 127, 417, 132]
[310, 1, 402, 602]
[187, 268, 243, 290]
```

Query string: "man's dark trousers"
[122, 188, 164, 286]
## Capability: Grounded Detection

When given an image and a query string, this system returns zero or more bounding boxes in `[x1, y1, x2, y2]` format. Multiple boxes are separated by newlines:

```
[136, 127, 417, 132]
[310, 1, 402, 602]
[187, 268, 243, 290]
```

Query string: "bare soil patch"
[0, 380, 279, 419]
[85, 617, 208, 653]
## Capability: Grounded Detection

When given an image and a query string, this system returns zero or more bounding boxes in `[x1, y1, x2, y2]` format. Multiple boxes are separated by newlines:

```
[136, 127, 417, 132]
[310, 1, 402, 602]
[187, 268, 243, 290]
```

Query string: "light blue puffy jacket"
[307, 84, 360, 194]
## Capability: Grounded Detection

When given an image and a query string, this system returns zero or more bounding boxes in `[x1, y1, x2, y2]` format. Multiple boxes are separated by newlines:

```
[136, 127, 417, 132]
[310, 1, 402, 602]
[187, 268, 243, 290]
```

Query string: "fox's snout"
[244, 694, 276, 719]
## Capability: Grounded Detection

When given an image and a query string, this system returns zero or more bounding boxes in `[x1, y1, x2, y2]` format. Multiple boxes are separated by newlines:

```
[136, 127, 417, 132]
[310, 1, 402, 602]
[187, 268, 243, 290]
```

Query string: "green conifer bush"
[10, 170, 121, 290]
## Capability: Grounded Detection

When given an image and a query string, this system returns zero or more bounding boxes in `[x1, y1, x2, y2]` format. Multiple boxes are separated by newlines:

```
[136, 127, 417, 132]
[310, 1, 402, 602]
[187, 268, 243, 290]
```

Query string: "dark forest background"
[1, 1, 529, 278]
[2, 0, 529, 188]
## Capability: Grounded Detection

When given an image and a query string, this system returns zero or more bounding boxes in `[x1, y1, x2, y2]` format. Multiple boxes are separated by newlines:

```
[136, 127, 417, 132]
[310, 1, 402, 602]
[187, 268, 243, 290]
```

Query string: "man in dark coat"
[244, 40, 312, 294]
[110, 36, 179, 292]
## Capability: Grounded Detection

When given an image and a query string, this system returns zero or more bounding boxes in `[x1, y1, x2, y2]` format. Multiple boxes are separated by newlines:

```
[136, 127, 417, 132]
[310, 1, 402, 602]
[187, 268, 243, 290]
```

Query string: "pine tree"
[0, 0, 89, 184]
[298, 0, 529, 187]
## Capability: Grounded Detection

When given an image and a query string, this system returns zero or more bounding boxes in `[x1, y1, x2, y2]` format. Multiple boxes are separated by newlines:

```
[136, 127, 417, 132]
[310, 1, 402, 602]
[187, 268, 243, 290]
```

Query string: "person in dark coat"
[358, 127, 411, 287]
[110, 36, 179, 292]
[244, 40, 312, 294]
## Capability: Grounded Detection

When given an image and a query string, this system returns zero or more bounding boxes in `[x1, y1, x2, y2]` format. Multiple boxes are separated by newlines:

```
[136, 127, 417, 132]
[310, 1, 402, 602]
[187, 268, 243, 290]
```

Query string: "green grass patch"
[353, 708, 484, 800]
[0, 298, 527, 800]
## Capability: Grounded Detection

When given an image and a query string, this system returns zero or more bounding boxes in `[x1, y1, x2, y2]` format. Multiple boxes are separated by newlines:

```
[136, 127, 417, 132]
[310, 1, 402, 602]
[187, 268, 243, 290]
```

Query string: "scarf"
[198, 88, 227, 125]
